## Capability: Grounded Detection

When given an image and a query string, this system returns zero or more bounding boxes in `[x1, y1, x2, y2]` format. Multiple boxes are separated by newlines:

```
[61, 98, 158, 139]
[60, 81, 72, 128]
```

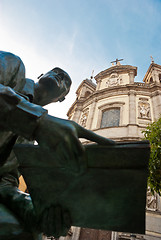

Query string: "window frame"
[97, 102, 125, 129]
[101, 108, 120, 128]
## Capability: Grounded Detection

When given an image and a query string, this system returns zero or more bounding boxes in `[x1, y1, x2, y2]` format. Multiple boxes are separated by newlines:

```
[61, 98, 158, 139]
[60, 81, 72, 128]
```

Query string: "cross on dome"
[111, 58, 124, 66]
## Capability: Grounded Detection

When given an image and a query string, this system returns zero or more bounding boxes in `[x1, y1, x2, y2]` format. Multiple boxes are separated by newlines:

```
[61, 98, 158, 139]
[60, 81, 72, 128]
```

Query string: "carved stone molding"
[106, 73, 122, 87]
[80, 109, 89, 127]
[128, 89, 136, 96]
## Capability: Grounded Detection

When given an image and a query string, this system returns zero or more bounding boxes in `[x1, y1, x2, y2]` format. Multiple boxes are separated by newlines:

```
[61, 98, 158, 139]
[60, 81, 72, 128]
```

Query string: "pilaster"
[86, 99, 97, 130]
[151, 91, 161, 120]
[72, 107, 82, 124]
[152, 69, 160, 84]
[129, 71, 135, 84]
[96, 80, 102, 91]
[128, 90, 136, 124]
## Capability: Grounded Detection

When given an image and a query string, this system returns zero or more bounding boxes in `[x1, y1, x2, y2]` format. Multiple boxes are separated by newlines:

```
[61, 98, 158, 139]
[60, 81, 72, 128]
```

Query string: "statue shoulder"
[0, 51, 22, 63]
[0, 51, 25, 92]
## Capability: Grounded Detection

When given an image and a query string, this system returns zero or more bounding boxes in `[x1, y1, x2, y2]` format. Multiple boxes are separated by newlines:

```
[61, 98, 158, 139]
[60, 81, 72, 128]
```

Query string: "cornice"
[95, 65, 137, 82]
[67, 99, 84, 116]
[67, 83, 161, 115]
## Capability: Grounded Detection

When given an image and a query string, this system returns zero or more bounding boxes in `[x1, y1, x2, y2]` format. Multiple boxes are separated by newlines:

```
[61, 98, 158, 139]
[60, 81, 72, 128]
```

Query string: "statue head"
[33, 67, 72, 106]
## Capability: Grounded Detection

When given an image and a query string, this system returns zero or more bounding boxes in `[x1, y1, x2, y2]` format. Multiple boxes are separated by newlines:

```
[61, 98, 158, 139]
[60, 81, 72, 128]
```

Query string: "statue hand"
[73, 121, 116, 145]
[39, 205, 71, 238]
[35, 115, 115, 172]
[35, 115, 85, 172]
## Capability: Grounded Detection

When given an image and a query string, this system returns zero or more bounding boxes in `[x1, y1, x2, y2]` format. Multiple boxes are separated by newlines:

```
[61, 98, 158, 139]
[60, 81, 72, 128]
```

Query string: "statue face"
[51, 67, 72, 101]
[34, 67, 72, 106]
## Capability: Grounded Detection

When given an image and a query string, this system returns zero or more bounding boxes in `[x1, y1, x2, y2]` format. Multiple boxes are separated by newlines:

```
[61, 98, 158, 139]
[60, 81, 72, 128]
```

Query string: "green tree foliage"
[143, 118, 161, 195]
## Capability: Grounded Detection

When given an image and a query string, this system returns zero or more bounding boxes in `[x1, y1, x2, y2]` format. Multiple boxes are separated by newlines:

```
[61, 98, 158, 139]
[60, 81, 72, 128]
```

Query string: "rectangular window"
[101, 108, 120, 128]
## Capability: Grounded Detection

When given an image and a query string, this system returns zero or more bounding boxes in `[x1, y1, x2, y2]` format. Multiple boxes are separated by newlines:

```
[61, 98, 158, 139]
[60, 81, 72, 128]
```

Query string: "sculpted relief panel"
[80, 109, 89, 127]
[138, 99, 151, 119]
[106, 73, 122, 87]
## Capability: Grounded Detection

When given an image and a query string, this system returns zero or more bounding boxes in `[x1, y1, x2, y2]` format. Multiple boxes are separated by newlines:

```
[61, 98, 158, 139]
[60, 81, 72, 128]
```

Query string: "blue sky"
[1, 0, 161, 118]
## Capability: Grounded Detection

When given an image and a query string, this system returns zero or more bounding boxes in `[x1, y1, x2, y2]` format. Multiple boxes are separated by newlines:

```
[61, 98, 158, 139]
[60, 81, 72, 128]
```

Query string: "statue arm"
[0, 84, 83, 173]
[0, 84, 115, 167]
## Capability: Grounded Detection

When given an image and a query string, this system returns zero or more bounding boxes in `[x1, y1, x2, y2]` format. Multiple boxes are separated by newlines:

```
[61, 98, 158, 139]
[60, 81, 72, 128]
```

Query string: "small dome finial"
[150, 56, 154, 63]
[90, 70, 94, 81]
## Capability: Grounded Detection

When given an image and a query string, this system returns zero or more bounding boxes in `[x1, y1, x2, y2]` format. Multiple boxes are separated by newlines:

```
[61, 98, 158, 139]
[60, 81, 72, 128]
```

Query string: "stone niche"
[138, 98, 151, 119]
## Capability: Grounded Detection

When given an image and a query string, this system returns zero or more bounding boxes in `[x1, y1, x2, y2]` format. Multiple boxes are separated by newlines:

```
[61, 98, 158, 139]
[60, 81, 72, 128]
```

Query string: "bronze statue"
[0, 51, 118, 239]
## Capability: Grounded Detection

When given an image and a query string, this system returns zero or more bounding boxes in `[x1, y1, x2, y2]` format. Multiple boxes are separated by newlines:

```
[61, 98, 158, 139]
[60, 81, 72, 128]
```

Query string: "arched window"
[101, 108, 120, 128]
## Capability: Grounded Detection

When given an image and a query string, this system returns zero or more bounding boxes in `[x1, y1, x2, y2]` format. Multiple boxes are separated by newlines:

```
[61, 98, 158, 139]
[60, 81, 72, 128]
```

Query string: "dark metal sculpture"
[0, 51, 150, 239]
[14, 141, 150, 235]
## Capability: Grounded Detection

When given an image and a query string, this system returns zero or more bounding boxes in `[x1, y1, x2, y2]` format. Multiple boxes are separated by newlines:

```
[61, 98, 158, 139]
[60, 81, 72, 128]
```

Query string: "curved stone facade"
[67, 64, 161, 144]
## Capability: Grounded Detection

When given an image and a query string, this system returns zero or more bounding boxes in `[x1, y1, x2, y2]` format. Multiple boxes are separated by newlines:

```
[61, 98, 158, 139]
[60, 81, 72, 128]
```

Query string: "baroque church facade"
[57, 59, 161, 240]
[67, 59, 161, 143]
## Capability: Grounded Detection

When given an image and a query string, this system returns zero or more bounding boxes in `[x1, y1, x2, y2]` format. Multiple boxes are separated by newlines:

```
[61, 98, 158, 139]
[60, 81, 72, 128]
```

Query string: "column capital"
[128, 89, 136, 96]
